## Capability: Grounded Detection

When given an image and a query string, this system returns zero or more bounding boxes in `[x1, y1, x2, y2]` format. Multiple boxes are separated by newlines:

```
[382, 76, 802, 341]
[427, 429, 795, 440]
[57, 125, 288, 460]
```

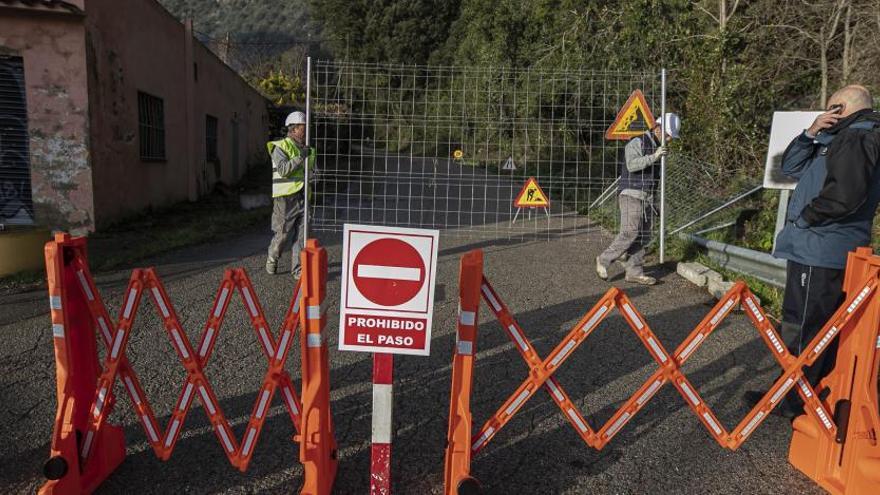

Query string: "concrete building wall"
[0, 3, 94, 233]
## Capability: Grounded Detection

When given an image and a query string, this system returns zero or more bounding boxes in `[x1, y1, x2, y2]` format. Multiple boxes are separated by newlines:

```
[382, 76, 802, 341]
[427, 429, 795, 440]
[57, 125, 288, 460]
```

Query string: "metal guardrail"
[682, 234, 786, 288]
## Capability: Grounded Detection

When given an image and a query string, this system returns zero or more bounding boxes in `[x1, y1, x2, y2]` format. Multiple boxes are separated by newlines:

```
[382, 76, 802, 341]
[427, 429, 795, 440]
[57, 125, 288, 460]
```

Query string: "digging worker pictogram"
[265, 111, 316, 277]
[752, 85, 880, 416]
[596, 112, 680, 285]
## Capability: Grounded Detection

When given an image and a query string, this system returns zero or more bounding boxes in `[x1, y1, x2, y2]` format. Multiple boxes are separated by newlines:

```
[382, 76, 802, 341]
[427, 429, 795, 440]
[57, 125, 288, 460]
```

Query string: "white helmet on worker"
[655, 112, 681, 139]
[284, 111, 306, 127]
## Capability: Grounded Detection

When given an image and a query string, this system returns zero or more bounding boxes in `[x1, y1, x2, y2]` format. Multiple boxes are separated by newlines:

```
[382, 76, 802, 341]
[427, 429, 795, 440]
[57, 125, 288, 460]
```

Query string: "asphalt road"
[0, 218, 827, 494]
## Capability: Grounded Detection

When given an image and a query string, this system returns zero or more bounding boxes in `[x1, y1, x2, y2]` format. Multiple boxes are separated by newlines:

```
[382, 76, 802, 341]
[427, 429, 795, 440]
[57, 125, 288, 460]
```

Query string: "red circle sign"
[353, 238, 425, 307]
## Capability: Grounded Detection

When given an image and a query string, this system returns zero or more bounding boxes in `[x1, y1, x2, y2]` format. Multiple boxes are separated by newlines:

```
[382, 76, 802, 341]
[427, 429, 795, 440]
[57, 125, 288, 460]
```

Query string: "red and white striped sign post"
[338, 224, 440, 494]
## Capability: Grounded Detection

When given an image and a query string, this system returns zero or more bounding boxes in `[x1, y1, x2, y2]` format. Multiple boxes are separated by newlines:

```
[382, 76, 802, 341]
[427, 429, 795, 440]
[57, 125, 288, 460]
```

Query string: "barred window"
[138, 91, 165, 161]
[206, 114, 218, 162]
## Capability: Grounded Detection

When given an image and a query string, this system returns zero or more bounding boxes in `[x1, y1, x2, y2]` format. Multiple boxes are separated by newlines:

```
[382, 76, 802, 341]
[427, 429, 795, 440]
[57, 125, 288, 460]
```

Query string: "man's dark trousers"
[782, 260, 845, 389]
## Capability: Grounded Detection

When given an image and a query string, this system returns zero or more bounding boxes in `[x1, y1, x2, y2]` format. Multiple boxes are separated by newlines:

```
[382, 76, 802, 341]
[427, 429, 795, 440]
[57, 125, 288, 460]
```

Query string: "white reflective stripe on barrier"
[679, 333, 704, 361]
[217, 425, 234, 452]
[702, 412, 723, 435]
[110, 330, 125, 360]
[637, 379, 664, 406]
[152, 287, 170, 318]
[679, 381, 700, 406]
[52, 324, 64, 338]
[812, 326, 839, 356]
[567, 408, 588, 432]
[307, 304, 323, 320]
[582, 305, 608, 334]
[97, 317, 111, 344]
[283, 385, 299, 414]
[199, 328, 215, 358]
[199, 386, 216, 415]
[242, 427, 257, 456]
[876, 335, 880, 348]
[709, 299, 735, 327]
[546, 379, 564, 402]
[171, 328, 190, 359]
[81, 430, 95, 459]
[372, 383, 394, 444]
[472, 427, 494, 452]
[215, 288, 230, 318]
[481, 285, 502, 312]
[815, 406, 834, 430]
[143, 415, 159, 442]
[307, 333, 322, 348]
[276, 329, 292, 359]
[744, 298, 763, 322]
[798, 378, 814, 398]
[459, 309, 476, 326]
[740, 411, 765, 438]
[622, 303, 644, 329]
[507, 324, 528, 352]
[646, 337, 668, 363]
[166, 419, 180, 447]
[242, 287, 259, 317]
[49, 295, 62, 310]
[549, 340, 576, 368]
[605, 412, 631, 438]
[258, 327, 274, 356]
[293, 286, 302, 313]
[76, 270, 95, 301]
[256, 390, 271, 419]
[94, 387, 107, 417]
[770, 378, 795, 405]
[180, 383, 194, 410]
[765, 329, 785, 354]
[123, 288, 138, 319]
[457, 339, 473, 356]
[847, 286, 871, 313]
[504, 388, 531, 417]
[124, 376, 142, 405]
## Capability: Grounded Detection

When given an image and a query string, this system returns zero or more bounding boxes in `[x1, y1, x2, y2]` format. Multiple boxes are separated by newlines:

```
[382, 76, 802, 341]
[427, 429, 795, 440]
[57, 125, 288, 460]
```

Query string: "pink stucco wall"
[0, 6, 95, 234]
[85, 0, 270, 227]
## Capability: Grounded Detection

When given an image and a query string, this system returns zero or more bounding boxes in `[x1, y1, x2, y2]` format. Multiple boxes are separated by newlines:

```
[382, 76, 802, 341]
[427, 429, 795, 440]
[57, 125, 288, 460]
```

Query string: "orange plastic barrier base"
[789, 247, 880, 495]
[39, 234, 336, 494]
[445, 247, 880, 495]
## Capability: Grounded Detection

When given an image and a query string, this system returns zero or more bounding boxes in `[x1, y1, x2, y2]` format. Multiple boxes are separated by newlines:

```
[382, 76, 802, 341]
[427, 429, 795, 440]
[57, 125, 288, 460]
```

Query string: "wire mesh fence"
[308, 60, 664, 240]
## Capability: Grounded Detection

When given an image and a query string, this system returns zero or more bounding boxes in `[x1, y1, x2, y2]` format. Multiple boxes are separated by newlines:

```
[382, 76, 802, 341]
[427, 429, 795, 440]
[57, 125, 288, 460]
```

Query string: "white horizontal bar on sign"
[357, 264, 421, 281]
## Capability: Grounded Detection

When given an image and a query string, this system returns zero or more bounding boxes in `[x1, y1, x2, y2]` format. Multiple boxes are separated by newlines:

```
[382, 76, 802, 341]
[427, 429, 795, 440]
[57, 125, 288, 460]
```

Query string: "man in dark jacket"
[771, 85, 880, 409]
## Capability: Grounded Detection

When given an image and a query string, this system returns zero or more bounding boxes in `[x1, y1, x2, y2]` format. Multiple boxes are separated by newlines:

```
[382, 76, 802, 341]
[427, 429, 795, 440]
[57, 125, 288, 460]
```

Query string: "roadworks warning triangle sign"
[605, 89, 656, 140]
[514, 177, 550, 208]
[502, 156, 517, 171]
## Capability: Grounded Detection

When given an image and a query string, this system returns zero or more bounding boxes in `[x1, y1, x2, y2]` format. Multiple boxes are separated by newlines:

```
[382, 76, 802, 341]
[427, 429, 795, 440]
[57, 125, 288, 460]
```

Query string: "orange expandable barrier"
[443, 248, 878, 495]
[39, 233, 337, 494]
[789, 247, 880, 494]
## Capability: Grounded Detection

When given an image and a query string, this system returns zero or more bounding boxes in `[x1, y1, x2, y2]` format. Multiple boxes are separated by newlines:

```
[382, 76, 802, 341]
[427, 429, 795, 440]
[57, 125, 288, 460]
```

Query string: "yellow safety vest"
[267, 137, 316, 198]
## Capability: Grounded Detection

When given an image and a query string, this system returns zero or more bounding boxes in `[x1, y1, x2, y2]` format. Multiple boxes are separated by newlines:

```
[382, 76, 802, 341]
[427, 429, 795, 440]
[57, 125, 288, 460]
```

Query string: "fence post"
[304, 56, 312, 241]
[659, 68, 667, 264]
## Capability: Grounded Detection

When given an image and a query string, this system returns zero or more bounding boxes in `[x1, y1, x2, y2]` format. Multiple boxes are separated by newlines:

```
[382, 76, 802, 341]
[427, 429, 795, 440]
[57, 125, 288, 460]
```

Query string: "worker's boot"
[266, 257, 278, 275]
[625, 273, 656, 285]
[595, 257, 609, 280]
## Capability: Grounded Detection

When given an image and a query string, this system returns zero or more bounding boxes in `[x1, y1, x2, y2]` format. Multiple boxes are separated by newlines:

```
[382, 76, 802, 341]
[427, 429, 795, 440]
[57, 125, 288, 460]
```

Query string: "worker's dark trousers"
[781, 260, 845, 390]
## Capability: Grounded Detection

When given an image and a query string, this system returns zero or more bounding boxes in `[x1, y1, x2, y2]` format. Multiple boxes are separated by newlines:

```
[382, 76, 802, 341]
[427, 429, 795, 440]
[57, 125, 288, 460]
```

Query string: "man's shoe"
[292, 266, 302, 279]
[265, 260, 278, 275]
[596, 257, 609, 280]
[625, 274, 656, 285]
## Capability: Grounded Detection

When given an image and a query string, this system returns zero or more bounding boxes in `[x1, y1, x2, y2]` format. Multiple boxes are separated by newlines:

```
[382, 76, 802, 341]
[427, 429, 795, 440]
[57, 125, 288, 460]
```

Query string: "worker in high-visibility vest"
[265, 111, 316, 276]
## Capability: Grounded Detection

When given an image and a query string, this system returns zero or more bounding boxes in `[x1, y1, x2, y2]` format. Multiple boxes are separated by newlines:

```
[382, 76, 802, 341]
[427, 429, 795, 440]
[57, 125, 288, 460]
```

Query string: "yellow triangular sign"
[514, 177, 550, 208]
[605, 89, 656, 140]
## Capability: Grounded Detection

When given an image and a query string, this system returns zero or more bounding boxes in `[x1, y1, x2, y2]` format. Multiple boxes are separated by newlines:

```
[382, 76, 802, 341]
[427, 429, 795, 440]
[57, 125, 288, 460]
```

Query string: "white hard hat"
[656, 113, 681, 139]
[284, 111, 306, 127]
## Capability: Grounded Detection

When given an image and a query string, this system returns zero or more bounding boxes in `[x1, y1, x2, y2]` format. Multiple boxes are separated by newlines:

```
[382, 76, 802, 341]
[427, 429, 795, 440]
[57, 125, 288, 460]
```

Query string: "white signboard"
[338, 224, 440, 356]
[763, 111, 822, 190]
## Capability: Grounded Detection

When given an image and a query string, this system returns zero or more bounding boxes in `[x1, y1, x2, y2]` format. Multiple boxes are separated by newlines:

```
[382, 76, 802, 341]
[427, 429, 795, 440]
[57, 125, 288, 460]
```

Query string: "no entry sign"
[339, 224, 440, 356]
